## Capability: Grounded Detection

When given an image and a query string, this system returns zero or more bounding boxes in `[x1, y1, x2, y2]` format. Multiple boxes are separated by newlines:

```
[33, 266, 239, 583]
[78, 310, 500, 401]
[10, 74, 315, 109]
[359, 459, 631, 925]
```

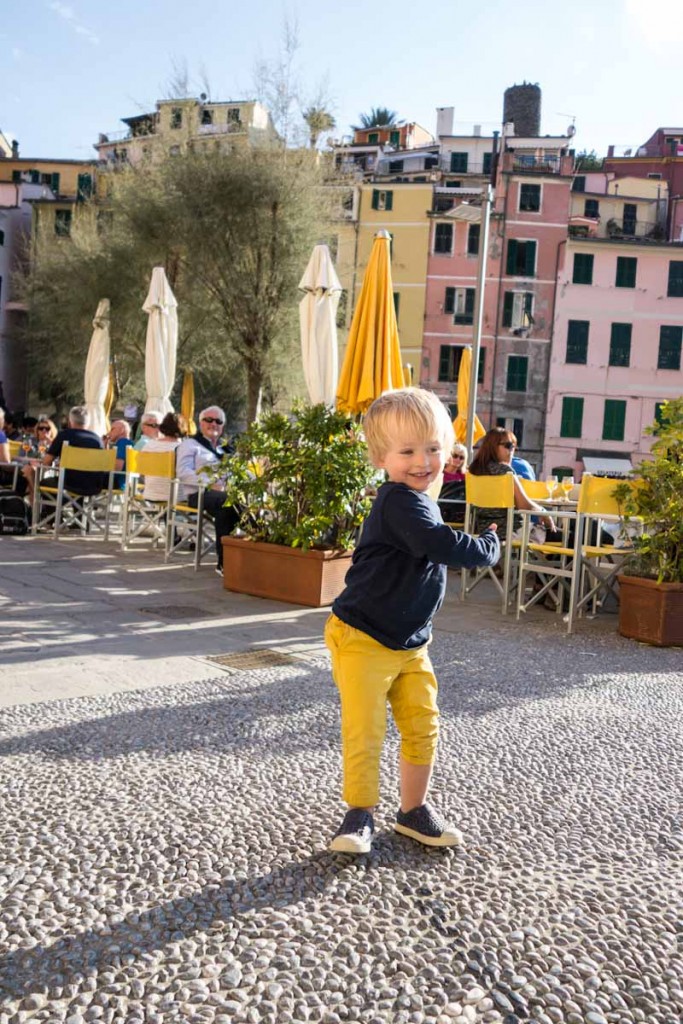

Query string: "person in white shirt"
[175, 405, 239, 571]
[142, 412, 187, 502]
[134, 412, 161, 451]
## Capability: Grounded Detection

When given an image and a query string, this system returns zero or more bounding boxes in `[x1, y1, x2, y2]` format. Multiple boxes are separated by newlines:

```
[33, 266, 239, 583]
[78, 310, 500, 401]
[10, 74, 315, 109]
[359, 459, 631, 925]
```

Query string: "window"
[434, 222, 453, 254]
[560, 397, 584, 438]
[667, 260, 683, 297]
[438, 345, 464, 382]
[444, 287, 456, 314]
[482, 152, 492, 176]
[425, 155, 438, 169]
[467, 223, 480, 256]
[584, 199, 599, 218]
[393, 292, 400, 322]
[77, 173, 92, 202]
[603, 400, 626, 441]
[648, 172, 663, 180]
[497, 416, 524, 445]
[506, 355, 528, 392]
[623, 203, 637, 235]
[658, 325, 682, 370]
[0, 230, 4, 246]
[519, 184, 541, 212]
[11, 170, 21, 183]
[371, 189, 393, 212]
[477, 347, 486, 385]
[453, 288, 475, 325]
[506, 239, 537, 277]
[201, 109, 213, 125]
[565, 320, 589, 363]
[389, 130, 400, 146]
[502, 291, 534, 329]
[572, 175, 586, 193]
[609, 323, 632, 367]
[227, 108, 241, 123]
[616, 256, 637, 288]
[54, 209, 72, 237]
[572, 252, 594, 285]
[450, 152, 468, 173]
[434, 195, 455, 213]
[368, 132, 379, 144]
[445, 180, 461, 188]
[170, 107, 182, 129]
[388, 160, 404, 173]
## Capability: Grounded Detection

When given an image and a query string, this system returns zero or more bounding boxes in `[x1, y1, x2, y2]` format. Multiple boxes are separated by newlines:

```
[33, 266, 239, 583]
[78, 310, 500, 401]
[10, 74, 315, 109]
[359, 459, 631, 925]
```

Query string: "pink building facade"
[544, 238, 683, 476]
[422, 146, 574, 471]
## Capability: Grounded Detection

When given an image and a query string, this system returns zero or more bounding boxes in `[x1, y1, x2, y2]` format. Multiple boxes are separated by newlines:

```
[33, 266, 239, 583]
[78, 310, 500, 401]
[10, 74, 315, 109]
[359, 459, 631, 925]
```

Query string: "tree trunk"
[246, 371, 263, 423]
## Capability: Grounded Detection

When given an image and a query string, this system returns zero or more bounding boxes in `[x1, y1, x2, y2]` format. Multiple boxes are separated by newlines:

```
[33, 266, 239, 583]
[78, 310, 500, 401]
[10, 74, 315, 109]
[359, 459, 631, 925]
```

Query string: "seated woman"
[141, 412, 187, 502]
[468, 427, 555, 541]
[15, 418, 58, 496]
[437, 442, 467, 522]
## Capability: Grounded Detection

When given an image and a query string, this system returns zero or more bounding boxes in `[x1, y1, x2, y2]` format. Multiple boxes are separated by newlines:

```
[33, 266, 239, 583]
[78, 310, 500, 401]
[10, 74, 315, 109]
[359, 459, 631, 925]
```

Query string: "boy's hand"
[483, 523, 498, 533]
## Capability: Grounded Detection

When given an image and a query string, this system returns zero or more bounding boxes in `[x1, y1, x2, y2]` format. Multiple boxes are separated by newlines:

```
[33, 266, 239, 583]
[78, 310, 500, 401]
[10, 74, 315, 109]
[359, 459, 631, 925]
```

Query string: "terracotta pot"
[222, 536, 352, 607]
[617, 574, 683, 647]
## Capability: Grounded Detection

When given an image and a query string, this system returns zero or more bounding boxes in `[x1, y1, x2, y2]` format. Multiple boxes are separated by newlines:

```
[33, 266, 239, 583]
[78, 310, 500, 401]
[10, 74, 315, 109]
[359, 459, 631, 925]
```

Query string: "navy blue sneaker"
[394, 803, 463, 847]
[329, 808, 375, 854]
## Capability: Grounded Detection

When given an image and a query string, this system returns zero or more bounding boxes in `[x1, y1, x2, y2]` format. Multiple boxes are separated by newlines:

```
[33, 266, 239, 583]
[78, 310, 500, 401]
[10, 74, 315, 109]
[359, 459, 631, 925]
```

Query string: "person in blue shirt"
[106, 420, 134, 490]
[325, 388, 500, 855]
[511, 452, 536, 481]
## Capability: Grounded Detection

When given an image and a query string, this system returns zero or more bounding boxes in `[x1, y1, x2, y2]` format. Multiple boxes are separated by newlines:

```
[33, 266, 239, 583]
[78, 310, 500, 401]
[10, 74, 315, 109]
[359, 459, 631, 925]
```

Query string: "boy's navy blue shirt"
[333, 481, 500, 651]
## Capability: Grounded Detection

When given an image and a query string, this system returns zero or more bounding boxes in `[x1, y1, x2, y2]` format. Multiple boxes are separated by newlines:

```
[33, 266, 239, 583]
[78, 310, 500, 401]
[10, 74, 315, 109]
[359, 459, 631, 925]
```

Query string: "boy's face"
[375, 429, 447, 493]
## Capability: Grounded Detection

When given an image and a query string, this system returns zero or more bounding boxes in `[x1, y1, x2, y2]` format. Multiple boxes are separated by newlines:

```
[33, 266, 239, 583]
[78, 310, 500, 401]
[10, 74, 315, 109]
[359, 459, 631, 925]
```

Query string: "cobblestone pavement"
[0, 537, 682, 1024]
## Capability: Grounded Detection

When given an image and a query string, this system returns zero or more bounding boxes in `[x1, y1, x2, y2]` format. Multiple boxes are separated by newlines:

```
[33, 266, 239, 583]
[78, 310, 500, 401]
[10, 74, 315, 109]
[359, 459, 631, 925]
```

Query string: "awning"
[582, 456, 633, 474]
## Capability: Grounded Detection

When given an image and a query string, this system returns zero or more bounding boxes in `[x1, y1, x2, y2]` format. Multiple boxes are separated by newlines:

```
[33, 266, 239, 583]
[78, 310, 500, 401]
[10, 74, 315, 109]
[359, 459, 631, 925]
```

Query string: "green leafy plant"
[613, 397, 683, 583]
[208, 402, 376, 551]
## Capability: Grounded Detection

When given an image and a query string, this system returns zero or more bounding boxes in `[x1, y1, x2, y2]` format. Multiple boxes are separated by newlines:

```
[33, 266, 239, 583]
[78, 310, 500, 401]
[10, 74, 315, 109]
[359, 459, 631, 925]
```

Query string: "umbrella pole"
[466, 184, 493, 454]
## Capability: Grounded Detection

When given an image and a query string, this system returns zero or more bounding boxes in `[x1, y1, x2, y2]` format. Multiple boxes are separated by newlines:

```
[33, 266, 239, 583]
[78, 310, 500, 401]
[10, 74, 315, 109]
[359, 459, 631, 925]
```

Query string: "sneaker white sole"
[329, 834, 373, 854]
[394, 823, 463, 847]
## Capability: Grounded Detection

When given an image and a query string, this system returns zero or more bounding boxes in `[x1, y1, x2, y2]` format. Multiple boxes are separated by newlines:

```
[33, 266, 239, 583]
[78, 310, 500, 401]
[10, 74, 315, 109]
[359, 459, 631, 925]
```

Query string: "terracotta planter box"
[222, 536, 353, 607]
[617, 574, 683, 647]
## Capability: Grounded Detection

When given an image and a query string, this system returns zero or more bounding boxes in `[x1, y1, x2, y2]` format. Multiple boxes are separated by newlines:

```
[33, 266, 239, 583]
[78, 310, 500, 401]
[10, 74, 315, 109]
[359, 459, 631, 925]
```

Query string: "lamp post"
[465, 183, 493, 455]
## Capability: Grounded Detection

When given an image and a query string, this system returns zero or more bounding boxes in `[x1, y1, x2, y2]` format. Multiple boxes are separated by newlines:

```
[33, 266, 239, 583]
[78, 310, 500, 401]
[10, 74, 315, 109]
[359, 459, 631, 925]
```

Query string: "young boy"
[325, 388, 500, 854]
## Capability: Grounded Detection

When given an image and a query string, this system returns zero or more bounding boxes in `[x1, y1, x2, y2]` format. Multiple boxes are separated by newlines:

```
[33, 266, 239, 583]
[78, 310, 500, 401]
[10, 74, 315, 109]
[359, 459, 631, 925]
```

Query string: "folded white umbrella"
[143, 266, 178, 417]
[83, 298, 110, 437]
[299, 243, 342, 407]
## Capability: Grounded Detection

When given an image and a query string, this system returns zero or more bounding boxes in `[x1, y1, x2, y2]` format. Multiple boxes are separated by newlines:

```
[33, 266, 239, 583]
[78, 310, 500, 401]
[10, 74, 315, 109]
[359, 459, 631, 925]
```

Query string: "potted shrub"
[613, 397, 683, 646]
[210, 403, 376, 607]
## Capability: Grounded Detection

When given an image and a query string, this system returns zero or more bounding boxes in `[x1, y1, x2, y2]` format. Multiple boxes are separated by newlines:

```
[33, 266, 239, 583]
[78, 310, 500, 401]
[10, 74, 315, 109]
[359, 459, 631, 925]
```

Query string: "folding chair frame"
[168, 486, 216, 571]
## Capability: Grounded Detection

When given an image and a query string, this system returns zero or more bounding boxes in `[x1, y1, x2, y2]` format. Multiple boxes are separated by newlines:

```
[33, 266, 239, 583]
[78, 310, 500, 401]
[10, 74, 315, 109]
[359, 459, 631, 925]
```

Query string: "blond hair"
[363, 387, 454, 464]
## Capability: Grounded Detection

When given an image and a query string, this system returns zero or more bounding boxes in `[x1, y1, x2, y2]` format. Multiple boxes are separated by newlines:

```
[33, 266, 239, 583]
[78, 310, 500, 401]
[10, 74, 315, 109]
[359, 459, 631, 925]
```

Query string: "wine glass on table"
[20, 434, 32, 461]
[545, 475, 558, 500]
[560, 475, 575, 501]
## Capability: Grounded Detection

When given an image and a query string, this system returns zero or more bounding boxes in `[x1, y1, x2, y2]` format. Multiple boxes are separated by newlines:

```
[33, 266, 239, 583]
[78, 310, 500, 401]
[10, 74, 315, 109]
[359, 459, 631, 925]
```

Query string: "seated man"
[23, 405, 104, 504]
[134, 412, 161, 451]
[176, 405, 239, 572]
[105, 419, 134, 489]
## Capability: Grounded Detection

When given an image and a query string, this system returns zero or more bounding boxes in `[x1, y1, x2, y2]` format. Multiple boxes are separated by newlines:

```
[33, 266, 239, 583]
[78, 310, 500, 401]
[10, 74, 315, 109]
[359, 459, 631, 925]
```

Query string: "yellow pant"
[324, 613, 439, 808]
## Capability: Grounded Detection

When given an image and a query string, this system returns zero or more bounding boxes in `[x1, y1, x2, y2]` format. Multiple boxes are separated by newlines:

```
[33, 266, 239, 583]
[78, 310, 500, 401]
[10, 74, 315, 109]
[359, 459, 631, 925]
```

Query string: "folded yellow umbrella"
[103, 360, 117, 432]
[452, 346, 485, 445]
[180, 368, 197, 435]
[337, 230, 405, 415]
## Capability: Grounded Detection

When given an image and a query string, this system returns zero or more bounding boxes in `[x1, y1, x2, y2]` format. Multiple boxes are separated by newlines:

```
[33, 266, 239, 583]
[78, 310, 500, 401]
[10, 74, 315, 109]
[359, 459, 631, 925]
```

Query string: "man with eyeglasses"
[176, 405, 239, 572]
[134, 412, 161, 451]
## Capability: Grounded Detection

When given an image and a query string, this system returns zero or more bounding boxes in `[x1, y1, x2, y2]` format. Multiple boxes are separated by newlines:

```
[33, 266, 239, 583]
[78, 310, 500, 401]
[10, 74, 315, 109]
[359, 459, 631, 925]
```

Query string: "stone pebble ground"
[0, 626, 682, 1024]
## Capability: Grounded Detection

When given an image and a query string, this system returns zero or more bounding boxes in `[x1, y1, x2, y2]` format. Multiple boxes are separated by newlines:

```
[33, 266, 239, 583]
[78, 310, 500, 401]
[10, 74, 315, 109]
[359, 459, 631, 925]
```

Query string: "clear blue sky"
[2, 0, 682, 160]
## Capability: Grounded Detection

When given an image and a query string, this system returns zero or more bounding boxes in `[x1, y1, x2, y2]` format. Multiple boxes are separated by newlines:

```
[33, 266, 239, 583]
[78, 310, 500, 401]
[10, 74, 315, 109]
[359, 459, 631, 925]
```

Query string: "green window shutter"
[389, 130, 400, 146]
[572, 253, 594, 285]
[667, 260, 683, 297]
[30, 170, 40, 184]
[502, 291, 514, 327]
[560, 397, 584, 438]
[450, 152, 468, 172]
[616, 256, 637, 288]
[654, 402, 667, 430]
[385, 190, 393, 211]
[506, 240, 518, 275]
[477, 347, 486, 384]
[444, 287, 455, 314]
[658, 325, 683, 370]
[482, 152, 492, 175]
[602, 399, 626, 441]
[524, 293, 534, 319]
[465, 288, 475, 320]
[608, 323, 632, 366]
[524, 241, 536, 276]
[371, 189, 379, 211]
[506, 355, 528, 392]
[566, 320, 589, 364]
[11, 170, 21, 183]
[50, 172, 61, 194]
[438, 346, 450, 381]
[467, 223, 480, 255]
[368, 132, 379, 144]
[77, 173, 93, 201]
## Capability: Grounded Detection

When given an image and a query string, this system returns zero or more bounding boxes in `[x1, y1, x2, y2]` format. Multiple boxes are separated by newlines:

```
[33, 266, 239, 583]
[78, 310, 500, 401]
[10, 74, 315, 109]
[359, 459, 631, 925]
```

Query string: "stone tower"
[503, 83, 541, 137]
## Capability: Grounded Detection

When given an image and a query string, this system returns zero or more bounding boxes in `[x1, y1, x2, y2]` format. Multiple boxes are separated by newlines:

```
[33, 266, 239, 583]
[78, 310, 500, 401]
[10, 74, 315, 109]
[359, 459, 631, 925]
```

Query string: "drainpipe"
[540, 236, 568, 477]
[489, 164, 510, 428]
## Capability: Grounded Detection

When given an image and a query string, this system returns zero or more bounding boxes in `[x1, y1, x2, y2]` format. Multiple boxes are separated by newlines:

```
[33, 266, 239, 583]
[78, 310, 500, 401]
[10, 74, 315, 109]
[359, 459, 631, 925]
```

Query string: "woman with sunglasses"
[468, 427, 555, 540]
[176, 405, 239, 573]
[437, 442, 467, 522]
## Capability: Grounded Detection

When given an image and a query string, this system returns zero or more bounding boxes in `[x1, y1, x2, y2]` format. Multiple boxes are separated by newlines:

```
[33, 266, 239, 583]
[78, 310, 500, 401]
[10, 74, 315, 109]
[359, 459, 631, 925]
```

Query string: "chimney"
[473, 124, 481, 137]
[436, 106, 454, 138]
[11, 139, 19, 158]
